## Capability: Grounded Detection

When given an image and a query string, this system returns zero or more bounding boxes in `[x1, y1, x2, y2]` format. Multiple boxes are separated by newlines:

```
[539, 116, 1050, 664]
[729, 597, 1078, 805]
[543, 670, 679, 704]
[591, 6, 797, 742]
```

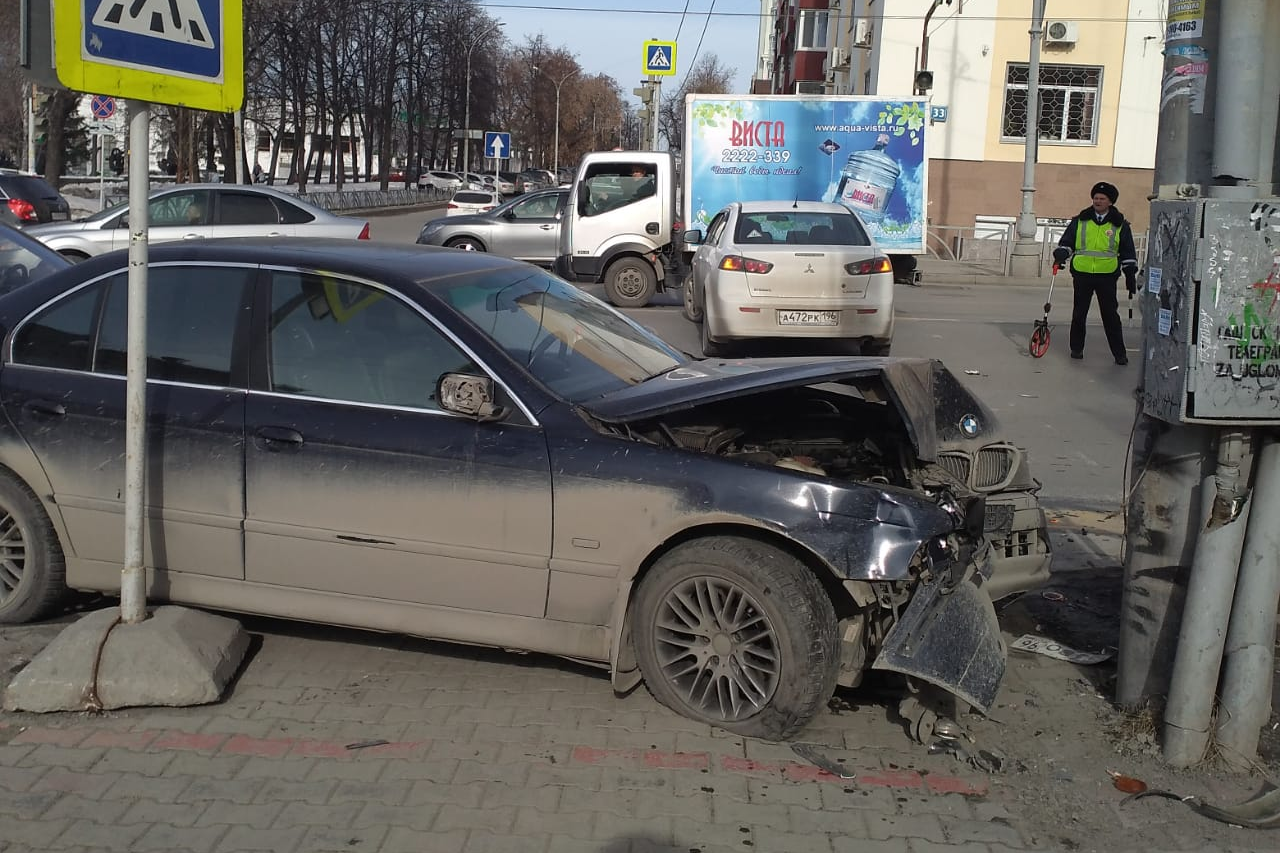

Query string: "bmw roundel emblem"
[960, 414, 980, 438]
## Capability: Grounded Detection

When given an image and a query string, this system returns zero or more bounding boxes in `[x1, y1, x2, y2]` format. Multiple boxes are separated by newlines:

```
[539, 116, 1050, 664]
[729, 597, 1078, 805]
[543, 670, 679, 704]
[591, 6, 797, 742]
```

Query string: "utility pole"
[462, 21, 504, 180]
[1008, 0, 1048, 277]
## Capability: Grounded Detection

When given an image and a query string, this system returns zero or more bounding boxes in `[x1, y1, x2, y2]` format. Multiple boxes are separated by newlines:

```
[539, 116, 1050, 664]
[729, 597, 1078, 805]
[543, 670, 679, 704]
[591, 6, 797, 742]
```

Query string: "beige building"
[798, 0, 1164, 235]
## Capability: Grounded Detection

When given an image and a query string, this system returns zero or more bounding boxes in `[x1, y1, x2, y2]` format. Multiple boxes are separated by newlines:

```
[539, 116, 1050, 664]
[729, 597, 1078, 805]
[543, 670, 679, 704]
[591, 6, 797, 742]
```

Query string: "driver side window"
[266, 272, 479, 411]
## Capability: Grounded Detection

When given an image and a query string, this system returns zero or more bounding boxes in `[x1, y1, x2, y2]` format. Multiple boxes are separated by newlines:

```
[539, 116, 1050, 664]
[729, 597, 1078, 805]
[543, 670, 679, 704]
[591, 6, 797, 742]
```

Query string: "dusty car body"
[0, 241, 1045, 738]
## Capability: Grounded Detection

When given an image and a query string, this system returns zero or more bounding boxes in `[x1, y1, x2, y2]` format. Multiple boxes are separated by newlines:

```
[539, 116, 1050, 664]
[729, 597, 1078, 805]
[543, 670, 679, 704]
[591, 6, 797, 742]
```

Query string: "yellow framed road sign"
[643, 40, 676, 77]
[53, 0, 244, 112]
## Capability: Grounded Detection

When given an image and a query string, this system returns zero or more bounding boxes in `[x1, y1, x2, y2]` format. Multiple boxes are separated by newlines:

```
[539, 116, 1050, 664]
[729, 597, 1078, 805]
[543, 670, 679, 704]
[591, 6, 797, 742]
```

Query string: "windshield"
[437, 267, 685, 401]
[0, 223, 71, 294]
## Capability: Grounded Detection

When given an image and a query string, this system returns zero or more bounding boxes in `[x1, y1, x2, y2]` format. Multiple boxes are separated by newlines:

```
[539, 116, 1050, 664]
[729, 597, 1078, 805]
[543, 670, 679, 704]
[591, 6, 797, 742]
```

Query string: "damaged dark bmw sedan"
[0, 240, 1049, 739]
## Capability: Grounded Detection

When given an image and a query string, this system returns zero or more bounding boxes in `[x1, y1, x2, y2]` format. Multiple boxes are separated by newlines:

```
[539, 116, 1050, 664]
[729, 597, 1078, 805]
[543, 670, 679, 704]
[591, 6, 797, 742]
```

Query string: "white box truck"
[556, 94, 929, 307]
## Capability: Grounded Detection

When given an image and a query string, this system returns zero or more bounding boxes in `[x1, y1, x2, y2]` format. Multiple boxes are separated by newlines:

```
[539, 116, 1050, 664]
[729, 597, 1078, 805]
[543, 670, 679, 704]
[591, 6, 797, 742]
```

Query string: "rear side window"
[11, 284, 103, 371]
[95, 266, 252, 386]
[275, 198, 315, 224]
[218, 191, 281, 225]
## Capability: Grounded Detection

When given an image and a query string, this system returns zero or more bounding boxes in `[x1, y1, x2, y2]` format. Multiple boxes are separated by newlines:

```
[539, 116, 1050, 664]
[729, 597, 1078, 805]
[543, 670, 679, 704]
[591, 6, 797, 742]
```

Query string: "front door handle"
[540, 224, 555, 230]
[256, 426, 304, 446]
[25, 399, 66, 418]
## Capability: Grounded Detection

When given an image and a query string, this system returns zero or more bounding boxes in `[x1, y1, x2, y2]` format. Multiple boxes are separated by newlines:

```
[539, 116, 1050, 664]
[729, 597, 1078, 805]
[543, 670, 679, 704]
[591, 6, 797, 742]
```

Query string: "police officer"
[1052, 181, 1138, 365]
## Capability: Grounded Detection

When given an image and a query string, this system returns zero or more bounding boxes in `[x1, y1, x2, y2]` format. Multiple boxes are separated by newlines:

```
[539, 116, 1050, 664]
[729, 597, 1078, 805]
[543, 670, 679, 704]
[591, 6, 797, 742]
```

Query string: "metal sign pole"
[120, 99, 151, 625]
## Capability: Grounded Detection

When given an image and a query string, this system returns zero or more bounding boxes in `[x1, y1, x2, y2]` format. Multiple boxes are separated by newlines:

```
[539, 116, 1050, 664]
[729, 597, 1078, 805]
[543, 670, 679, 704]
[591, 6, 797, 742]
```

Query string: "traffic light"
[108, 148, 124, 174]
[633, 84, 655, 123]
[914, 70, 934, 95]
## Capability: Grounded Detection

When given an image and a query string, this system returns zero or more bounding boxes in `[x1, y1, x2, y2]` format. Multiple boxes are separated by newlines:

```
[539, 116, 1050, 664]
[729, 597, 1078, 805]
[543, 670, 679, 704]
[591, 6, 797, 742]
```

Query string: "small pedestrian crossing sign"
[643, 40, 676, 76]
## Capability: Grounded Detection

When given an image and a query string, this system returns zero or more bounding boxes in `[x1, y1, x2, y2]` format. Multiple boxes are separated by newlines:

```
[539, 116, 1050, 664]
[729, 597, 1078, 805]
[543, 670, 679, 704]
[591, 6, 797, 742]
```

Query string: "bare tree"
[659, 53, 736, 154]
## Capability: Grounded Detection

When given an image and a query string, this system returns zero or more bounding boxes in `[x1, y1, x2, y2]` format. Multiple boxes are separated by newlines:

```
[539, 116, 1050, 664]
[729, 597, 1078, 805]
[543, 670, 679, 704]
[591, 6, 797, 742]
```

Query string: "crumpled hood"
[583, 356, 944, 461]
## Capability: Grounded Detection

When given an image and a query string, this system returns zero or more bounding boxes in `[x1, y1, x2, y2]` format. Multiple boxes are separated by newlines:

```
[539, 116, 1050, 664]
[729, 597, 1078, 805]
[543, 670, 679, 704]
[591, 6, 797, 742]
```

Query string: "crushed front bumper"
[871, 567, 1007, 713]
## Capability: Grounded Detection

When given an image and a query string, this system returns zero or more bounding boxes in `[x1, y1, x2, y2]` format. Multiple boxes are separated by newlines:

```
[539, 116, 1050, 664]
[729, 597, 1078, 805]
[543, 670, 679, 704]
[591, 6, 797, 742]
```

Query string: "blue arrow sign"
[83, 0, 224, 81]
[484, 132, 511, 160]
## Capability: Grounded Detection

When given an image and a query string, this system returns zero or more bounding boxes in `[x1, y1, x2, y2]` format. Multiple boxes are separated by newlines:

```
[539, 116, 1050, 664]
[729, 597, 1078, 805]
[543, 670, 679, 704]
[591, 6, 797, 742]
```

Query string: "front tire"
[603, 257, 657, 308]
[0, 473, 66, 624]
[445, 237, 485, 253]
[632, 537, 839, 740]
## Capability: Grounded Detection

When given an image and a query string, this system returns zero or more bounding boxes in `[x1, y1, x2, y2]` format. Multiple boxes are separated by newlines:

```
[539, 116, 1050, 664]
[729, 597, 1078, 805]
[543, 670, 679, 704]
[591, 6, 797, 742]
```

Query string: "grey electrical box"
[1143, 198, 1280, 424]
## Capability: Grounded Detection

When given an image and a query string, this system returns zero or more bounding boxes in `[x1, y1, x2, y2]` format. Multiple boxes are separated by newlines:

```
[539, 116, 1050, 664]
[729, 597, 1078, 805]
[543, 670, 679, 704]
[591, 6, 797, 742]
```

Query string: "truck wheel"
[604, 257, 657, 308]
[681, 279, 703, 323]
[632, 536, 840, 740]
[0, 473, 66, 624]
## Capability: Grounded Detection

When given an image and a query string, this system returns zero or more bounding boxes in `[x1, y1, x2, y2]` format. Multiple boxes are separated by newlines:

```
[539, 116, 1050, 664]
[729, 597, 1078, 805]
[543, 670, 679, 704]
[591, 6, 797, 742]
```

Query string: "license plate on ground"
[777, 310, 839, 326]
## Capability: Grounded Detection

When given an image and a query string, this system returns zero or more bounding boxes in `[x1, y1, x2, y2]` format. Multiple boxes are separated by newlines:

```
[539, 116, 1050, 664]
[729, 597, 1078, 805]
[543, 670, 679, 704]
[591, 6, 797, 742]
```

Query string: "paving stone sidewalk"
[1, 522, 1275, 853]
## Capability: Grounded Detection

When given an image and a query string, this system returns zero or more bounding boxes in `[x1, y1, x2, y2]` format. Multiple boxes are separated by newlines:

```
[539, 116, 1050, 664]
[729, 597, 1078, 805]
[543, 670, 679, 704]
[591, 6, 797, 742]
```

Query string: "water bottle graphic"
[835, 133, 900, 223]
[695, 198, 708, 226]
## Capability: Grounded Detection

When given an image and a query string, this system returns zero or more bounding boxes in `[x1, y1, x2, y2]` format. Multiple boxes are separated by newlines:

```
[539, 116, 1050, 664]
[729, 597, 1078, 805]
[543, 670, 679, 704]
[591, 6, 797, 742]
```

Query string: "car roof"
[81, 239, 530, 285]
[734, 200, 851, 215]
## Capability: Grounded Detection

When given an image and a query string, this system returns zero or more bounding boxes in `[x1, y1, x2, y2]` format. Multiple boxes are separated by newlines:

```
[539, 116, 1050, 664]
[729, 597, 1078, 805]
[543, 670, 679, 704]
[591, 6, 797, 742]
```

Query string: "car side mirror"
[502, 209, 517, 220]
[683, 229, 704, 245]
[437, 373, 508, 422]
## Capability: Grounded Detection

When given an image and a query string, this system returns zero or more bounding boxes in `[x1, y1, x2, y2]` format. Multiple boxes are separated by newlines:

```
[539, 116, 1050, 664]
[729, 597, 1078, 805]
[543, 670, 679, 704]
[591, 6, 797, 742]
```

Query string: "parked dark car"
[0, 171, 73, 225]
[0, 240, 1045, 738]
[417, 188, 568, 266]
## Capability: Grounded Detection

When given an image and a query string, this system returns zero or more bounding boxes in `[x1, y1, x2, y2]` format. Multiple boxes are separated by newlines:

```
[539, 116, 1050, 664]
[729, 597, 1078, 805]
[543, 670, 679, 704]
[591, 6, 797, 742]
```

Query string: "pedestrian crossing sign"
[643, 40, 676, 76]
[53, 0, 244, 112]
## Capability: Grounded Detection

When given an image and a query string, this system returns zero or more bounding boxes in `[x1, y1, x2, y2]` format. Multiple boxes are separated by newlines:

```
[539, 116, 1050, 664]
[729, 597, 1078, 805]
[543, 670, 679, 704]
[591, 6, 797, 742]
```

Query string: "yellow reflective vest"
[1072, 217, 1120, 275]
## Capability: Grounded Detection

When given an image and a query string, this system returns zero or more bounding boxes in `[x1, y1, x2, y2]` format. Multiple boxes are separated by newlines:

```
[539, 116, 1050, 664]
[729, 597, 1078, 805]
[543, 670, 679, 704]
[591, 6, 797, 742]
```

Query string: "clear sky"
[479, 1, 763, 100]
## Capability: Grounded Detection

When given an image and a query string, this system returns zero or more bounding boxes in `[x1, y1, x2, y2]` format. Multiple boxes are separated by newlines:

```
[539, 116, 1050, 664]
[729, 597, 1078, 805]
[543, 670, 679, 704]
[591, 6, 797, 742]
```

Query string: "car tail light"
[720, 255, 773, 274]
[845, 256, 892, 275]
[7, 198, 37, 222]
[357, 223, 370, 240]
[447, 203, 458, 209]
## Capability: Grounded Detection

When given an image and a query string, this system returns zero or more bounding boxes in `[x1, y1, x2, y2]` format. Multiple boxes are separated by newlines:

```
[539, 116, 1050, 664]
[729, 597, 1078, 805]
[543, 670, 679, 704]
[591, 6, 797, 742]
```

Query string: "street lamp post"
[463, 21, 505, 178]
[1009, 0, 1048, 277]
[535, 66, 577, 175]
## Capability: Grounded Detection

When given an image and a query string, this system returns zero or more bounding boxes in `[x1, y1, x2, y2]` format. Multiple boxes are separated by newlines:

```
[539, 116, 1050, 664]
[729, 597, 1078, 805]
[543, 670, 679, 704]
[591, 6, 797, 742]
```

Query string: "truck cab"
[555, 151, 677, 307]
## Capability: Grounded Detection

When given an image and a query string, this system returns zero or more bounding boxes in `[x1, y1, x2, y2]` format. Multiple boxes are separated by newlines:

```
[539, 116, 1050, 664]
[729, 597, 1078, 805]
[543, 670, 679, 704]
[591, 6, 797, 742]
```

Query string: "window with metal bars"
[1001, 62, 1103, 145]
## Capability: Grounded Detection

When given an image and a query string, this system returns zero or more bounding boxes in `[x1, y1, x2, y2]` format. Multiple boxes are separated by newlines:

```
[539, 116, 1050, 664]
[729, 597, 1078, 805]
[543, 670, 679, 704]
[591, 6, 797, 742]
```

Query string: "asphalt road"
[371, 206, 1137, 508]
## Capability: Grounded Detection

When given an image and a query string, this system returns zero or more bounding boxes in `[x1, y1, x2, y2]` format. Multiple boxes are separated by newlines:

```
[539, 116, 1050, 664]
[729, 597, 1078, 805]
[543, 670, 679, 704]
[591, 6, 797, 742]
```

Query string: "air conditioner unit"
[829, 46, 849, 70]
[854, 19, 873, 47]
[1044, 20, 1078, 46]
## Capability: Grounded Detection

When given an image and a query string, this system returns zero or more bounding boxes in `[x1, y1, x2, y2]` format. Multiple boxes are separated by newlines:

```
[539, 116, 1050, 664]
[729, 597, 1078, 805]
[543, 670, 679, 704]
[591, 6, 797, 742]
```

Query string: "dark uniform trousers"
[1070, 271, 1126, 360]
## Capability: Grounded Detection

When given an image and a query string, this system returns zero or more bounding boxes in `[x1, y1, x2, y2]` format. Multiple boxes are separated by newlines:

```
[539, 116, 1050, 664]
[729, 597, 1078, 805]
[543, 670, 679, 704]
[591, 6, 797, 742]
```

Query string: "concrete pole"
[553, 84, 561, 175]
[1162, 432, 1253, 766]
[120, 100, 152, 625]
[1215, 438, 1280, 770]
[1257, 2, 1280, 189]
[1009, 0, 1047, 277]
[1151, 0, 1217, 192]
[27, 84, 37, 173]
[1116, 419, 1213, 708]
[651, 77, 661, 151]
[1210, 0, 1266, 195]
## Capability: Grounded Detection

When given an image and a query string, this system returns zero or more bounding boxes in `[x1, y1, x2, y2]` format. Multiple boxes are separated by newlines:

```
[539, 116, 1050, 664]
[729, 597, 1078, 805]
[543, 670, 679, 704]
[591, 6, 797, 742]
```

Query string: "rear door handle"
[256, 426, 304, 446]
[25, 399, 66, 417]
[540, 224, 555, 230]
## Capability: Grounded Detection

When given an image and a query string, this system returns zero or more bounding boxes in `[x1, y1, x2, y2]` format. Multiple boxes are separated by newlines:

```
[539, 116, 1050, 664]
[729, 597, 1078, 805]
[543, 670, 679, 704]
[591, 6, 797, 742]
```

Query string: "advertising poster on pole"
[684, 95, 929, 254]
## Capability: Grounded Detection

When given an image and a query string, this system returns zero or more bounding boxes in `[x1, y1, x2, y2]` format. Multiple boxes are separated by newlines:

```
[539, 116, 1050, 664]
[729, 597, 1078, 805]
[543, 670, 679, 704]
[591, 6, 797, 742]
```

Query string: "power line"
[673, 0, 693, 42]
[682, 0, 717, 81]
[478, 4, 1164, 24]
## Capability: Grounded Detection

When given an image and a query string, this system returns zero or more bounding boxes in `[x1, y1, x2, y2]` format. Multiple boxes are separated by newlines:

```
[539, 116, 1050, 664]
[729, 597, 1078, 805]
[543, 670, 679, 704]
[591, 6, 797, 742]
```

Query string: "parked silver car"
[418, 188, 567, 267]
[25, 184, 371, 260]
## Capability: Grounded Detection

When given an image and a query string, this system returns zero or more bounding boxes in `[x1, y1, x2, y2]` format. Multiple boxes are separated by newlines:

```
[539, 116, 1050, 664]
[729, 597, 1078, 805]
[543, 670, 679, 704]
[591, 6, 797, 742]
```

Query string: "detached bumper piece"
[872, 570, 1007, 713]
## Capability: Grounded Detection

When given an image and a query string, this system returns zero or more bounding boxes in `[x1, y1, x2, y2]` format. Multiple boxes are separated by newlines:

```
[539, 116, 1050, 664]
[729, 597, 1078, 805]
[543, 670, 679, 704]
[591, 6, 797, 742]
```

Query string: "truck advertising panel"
[684, 95, 928, 254]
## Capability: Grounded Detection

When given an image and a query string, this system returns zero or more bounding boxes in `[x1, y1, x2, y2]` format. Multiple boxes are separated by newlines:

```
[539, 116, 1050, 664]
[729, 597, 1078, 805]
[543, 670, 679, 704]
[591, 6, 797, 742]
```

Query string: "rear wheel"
[57, 250, 91, 263]
[0, 473, 66, 624]
[681, 277, 703, 323]
[700, 317, 727, 358]
[445, 237, 485, 253]
[632, 537, 840, 740]
[603, 257, 657, 308]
